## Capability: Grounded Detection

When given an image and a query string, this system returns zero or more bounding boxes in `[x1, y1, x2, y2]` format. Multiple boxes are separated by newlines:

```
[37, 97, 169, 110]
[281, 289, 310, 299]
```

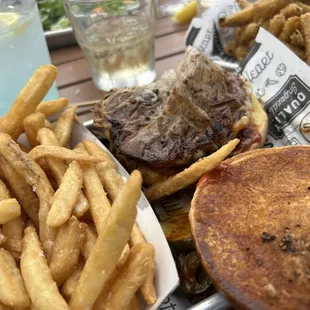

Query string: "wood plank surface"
[56, 30, 186, 88]
[51, 18, 188, 66]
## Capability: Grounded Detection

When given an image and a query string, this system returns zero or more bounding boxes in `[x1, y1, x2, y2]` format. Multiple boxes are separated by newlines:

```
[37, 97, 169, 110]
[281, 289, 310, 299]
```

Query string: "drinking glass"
[0, 0, 59, 117]
[64, 0, 156, 92]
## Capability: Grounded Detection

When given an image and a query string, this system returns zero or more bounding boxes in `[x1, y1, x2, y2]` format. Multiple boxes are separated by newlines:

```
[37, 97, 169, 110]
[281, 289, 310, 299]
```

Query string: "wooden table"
[50, 17, 188, 104]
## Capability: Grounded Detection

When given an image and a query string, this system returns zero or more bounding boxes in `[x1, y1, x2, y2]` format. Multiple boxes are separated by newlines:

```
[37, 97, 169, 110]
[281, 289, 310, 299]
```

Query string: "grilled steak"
[94, 47, 267, 181]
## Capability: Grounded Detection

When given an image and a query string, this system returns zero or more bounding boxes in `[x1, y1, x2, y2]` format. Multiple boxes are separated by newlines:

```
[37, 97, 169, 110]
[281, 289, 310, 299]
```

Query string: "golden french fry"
[0, 65, 57, 140]
[47, 161, 83, 227]
[83, 140, 123, 202]
[253, 0, 290, 23]
[118, 244, 131, 267]
[36, 98, 69, 117]
[235, 45, 248, 61]
[0, 179, 10, 201]
[69, 170, 142, 310]
[126, 295, 139, 310]
[29, 145, 103, 164]
[21, 227, 69, 310]
[54, 106, 77, 147]
[74, 144, 111, 232]
[224, 40, 237, 57]
[239, 23, 260, 45]
[280, 16, 301, 42]
[96, 243, 154, 310]
[0, 248, 30, 307]
[3, 216, 24, 254]
[301, 13, 310, 65]
[146, 139, 240, 200]
[290, 29, 305, 47]
[49, 217, 85, 286]
[0, 199, 21, 224]
[44, 119, 54, 130]
[37, 128, 89, 218]
[61, 260, 84, 300]
[0, 156, 39, 228]
[281, 3, 303, 18]
[0, 133, 56, 256]
[220, 6, 254, 27]
[23, 112, 46, 147]
[0, 228, 7, 247]
[268, 13, 286, 36]
[81, 225, 97, 260]
[237, 0, 250, 9]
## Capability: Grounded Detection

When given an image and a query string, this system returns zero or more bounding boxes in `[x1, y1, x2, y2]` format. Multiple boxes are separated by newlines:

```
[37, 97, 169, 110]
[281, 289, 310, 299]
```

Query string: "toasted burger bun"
[189, 146, 310, 310]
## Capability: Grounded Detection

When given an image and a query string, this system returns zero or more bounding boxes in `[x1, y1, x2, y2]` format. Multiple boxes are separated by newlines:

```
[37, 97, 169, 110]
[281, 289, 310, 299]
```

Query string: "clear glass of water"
[0, 0, 59, 117]
[64, 0, 157, 92]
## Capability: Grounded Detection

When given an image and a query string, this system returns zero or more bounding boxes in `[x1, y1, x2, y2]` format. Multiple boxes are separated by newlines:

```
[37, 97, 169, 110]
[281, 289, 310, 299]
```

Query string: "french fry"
[239, 23, 260, 45]
[3, 216, 24, 254]
[237, 0, 250, 9]
[290, 29, 305, 47]
[0, 65, 57, 139]
[49, 217, 85, 286]
[146, 138, 240, 200]
[81, 225, 97, 260]
[126, 295, 140, 310]
[0, 228, 7, 247]
[37, 128, 89, 218]
[36, 98, 69, 117]
[83, 140, 156, 304]
[0, 133, 56, 256]
[253, 0, 290, 23]
[220, 5, 254, 27]
[0, 156, 39, 228]
[23, 112, 46, 147]
[0, 179, 10, 200]
[268, 13, 286, 36]
[83, 140, 123, 202]
[46, 161, 83, 227]
[54, 106, 77, 147]
[301, 13, 310, 65]
[235, 45, 248, 61]
[96, 243, 155, 310]
[74, 144, 111, 232]
[61, 260, 84, 300]
[0, 199, 21, 224]
[280, 16, 301, 42]
[281, 3, 303, 18]
[21, 227, 69, 310]
[44, 119, 54, 130]
[0, 249, 30, 307]
[29, 145, 103, 163]
[69, 170, 142, 310]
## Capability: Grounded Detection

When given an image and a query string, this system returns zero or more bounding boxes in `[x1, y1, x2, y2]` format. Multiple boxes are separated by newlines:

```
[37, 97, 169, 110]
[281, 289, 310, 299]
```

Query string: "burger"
[93, 46, 268, 185]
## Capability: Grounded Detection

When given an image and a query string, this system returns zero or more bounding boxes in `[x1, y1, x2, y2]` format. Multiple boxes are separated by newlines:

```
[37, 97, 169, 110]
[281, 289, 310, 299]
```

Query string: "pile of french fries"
[221, 0, 310, 65]
[0, 65, 157, 310]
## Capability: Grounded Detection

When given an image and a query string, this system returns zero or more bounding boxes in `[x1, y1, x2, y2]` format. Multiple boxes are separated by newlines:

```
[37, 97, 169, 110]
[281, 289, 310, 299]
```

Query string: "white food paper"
[238, 28, 310, 147]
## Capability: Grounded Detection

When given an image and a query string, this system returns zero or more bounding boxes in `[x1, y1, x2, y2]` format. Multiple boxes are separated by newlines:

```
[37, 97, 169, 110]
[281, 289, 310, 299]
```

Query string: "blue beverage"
[0, 0, 58, 117]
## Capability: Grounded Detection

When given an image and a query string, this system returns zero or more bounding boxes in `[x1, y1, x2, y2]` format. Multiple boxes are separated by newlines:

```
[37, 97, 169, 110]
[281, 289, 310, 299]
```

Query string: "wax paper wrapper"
[239, 28, 310, 147]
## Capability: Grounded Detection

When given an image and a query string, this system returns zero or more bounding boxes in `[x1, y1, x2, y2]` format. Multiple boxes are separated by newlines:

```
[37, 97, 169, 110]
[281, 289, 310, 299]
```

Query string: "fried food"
[54, 106, 77, 147]
[279, 16, 301, 42]
[69, 170, 142, 310]
[23, 112, 46, 147]
[268, 13, 286, 36]
[281, 3, 303, 18]
[21, 227, 69, 310]
[47, 161, 83, 227]
[37, 128, 89, 218]
[145, 139, 240, 200]
[36, 98, 69, 117]
[3, 216, 24, 254]
[220, 6, 254, 27]
[0, 65, 57, 139]
[301, 13, 310, 65]
[0, 199, 21, 224]
[190, 146, 310, 310]
[290, 29, 305, 47]
[0, 249, 30, 307]
[239, 23, 260, 45]
[49, 217, 85, 286]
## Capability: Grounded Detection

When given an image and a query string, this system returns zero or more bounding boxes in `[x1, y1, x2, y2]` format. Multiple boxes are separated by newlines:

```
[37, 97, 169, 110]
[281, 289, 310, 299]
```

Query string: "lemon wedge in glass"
[172, 1, 197, 24]
[0, 12, 20, 30]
